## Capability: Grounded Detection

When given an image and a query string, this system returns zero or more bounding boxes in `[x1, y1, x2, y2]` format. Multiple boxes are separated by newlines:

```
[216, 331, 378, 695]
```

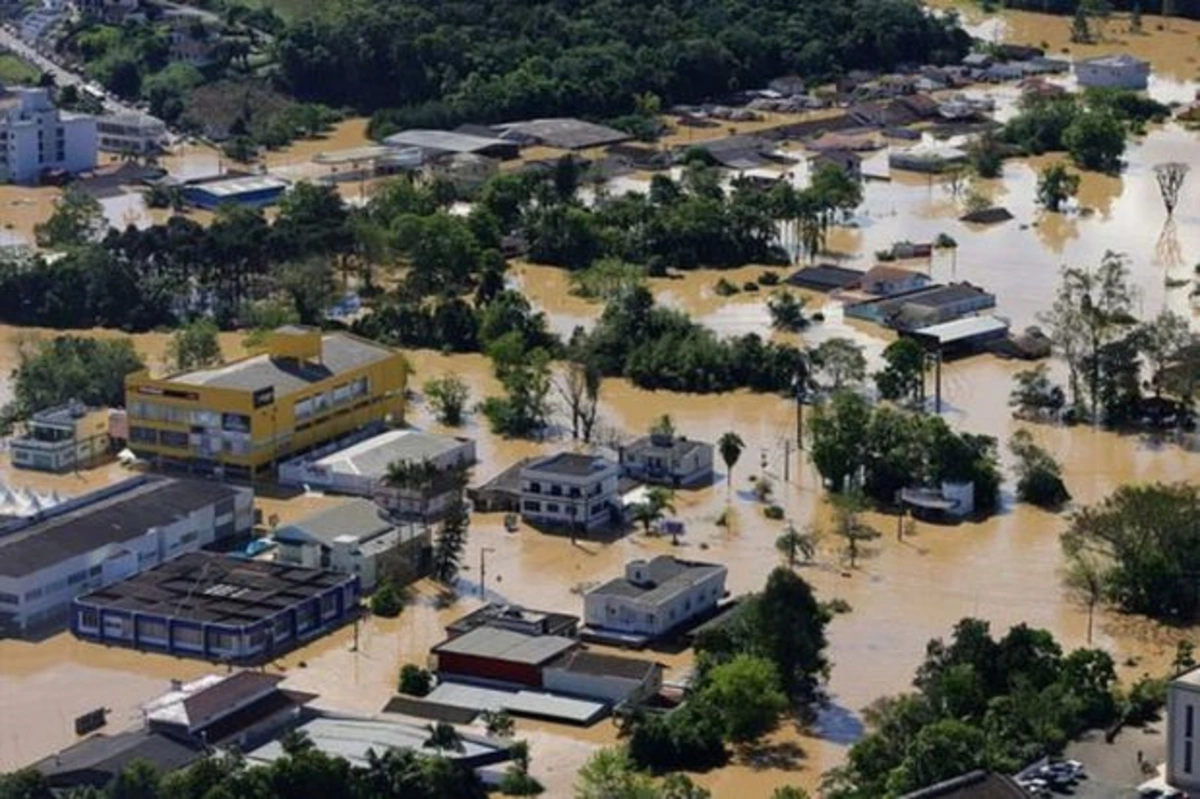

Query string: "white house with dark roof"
[620, 430, 714, 488]
[519, 452, 621, 532]
[583, 556, 727, 644]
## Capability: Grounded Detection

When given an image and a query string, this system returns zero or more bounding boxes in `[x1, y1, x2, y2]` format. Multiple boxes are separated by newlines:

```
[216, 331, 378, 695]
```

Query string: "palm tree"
[776, 522, 820, 568]
[631, 487, 676, 534]
[423, 722, 465, 755]
[717, 431, 745, 498]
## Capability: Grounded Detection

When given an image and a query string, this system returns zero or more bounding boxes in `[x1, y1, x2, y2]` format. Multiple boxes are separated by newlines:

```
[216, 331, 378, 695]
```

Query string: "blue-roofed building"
[181, 175, 290, 210]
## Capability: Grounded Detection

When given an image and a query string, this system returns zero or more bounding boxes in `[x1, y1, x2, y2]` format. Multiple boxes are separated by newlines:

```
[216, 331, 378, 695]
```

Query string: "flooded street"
[0, 8, 1197, 796]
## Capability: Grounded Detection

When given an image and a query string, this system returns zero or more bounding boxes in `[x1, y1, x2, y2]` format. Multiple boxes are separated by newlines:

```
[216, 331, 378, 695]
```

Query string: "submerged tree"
[717, 431, 745, 498]
[1064, 553, 1106, 645]
[829, 490, 879, 569]
[1009, 429, 1071, 509]
[432, 496, 470, 586]
[776, 522, 820, 568]
[1154, 162, 1190, 217]
[1036, 163, 1081, 212]
[424, 373, 471, 426]
[812, 337, 867, 391]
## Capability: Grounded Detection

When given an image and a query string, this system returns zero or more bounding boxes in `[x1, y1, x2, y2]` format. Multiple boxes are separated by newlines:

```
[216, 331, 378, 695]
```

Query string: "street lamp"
[479, 546, 496, 598]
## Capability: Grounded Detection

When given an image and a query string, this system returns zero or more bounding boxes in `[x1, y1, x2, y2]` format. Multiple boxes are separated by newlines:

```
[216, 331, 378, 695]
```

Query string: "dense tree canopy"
[271, 0, 969, 128]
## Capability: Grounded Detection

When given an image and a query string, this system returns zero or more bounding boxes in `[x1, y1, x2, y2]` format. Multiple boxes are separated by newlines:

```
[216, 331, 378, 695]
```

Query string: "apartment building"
[96, 113, 167, 154]
[1168, 667, 1200, 793]
[0, 475, 252, 634]
[0, 86, 97, 184]
[125, 327, 407, 480]
[583, 556, 727, 644]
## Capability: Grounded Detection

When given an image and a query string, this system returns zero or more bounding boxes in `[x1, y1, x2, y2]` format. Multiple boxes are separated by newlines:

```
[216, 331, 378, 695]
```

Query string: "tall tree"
[432, 496, 469, 586]
[717, 431, 745, 498]
[273, 257, 336, 326]
[812, 338, 867, 391]
[875, 338, 926, 405]
[1063, 552, 1106, 645]
[167, 319, 222, 372]
[1036, 163, 1081, 212]
[424, 374, 471, 426]
[34, 188, 106, 249]
[1154, 162, 1189, 216]
[808, 390, 871, 493]
[829, 490, 879, 569]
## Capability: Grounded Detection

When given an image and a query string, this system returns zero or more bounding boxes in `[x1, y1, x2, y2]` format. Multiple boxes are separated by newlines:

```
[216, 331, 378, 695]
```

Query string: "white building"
[1074, 54, 1150, 90]
[519, 452, 621, 532]
[583, 556, 727, 643]
[542, 650, 663, 705]
[0, 476, 252, 633]
[1167, 668, 1200, 792]
[0, 86, 97, 184]
[272, 498, 431, 591]
[278, 428, 475, 522]
[10, 401, 111, 473]
[96, 113, 167, 154]
[620, 431, 714, 488]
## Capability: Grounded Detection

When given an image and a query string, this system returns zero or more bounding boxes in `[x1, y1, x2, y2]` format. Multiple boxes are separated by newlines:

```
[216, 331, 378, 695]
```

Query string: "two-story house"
[583, 556, 727, 645]
[620, 431, 714, 488]
[519, 453, 621, 533]
[860, 265, 932, 297]
[10, 400, 111, 473]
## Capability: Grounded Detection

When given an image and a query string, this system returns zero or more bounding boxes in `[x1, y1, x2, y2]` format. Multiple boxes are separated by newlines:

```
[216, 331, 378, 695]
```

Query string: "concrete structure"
[31, 729, 205, 790]
[889, 143, 969, 174]
[497, 118, 631, 151]
[519, 452, 621, 532]
[125, 327, 407, 480]
[425, 152, 498, 192]
[900, 481, 976, 520]
[787, 264, 865, 293]
[10, 400, 110, 472]
[0, 476, 251, 634]
[620, 431, 714, 488]
[422, 681, 607, 725]
[71, 551, 360, 663]
[445, 603, 579, 639]
[95, 113, 167, 154]
[908, 315, 1011, 357]
[0, 85, 96, 183]
[542, 650, 662, 705]
[180, 175, 290, 210]
[899, 770, 1026, 798]
[279, 428, 474, 521]
[1167, 667, 1200, 793]
[1074, 54, 1150, 90]
[431, 625, 579, 688]
[273, 499, 430, 591]
[245, 711, 512, 770]
[583, 556, 727, 644]
[845, 282, 997, 330]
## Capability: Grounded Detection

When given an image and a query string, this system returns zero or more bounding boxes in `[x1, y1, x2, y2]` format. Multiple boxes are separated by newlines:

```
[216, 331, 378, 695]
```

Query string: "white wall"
[1168, 680, 1200, 791]
[584, 569, 725, 637]
[543, 667, 660, 704]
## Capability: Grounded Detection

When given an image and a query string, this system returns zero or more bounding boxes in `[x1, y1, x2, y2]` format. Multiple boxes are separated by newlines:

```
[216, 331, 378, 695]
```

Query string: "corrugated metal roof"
[914, 315, 1009, 344]
[425, 682, 607, 724]
[433, 626, 576, 665]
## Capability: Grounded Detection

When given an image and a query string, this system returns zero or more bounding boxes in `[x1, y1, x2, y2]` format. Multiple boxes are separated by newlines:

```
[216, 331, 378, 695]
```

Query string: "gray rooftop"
[424, 681, 607, 725]
[498, 118, 631, 150]
[382, 129, 513, 154]
[546, 650, 660, 681]
[625, 435, 711, 459]
[33, 730, 204, 788]
[172, 333, 395, 396]
[313, 429, 472, 478]
[433, 626, 577, 665]
[245, 714, 509, 768]
[523, 452, 613, 478]
[0, 477, 239, 578]
[275, 498, 418, 548]
[588, 556, 726, 606]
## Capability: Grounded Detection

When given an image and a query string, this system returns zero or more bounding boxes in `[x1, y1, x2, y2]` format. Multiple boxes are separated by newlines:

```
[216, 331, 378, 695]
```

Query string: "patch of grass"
[243, 0, 326, 21]
[0, 53, 40, 86]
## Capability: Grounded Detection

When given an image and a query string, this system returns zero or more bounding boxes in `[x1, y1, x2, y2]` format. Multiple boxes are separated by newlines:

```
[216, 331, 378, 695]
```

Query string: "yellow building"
[125, 327, 407, 480]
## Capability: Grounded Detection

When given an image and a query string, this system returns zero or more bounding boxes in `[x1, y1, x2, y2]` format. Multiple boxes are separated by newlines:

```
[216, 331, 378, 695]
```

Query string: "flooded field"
[0, 7, 1196, 797]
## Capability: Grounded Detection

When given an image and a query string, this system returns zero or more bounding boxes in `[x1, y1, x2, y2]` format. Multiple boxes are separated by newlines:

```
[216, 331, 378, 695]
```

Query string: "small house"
[1074, 54, 1150, 90]
[425, 152, 498, 192]
[583, 556, 727, 645]
[861, 265, 932, 297]
[431, 626, 579, 688]
[519, 453, 622, 532]
[10, 401, 111, 473]
[620, 431, 714, 488]
[542, 651, 663, 705]
[787, 264, 865, 293]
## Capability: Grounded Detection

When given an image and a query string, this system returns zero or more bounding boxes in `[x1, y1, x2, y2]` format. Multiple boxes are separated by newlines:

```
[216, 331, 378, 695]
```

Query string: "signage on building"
[253, 387, 275, 408]
[136, 386, 199, 401]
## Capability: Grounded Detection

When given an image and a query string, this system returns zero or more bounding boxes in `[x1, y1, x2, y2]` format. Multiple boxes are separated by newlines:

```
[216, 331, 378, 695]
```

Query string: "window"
[23, 588, 42, 602]
[1188, 705, 1194, 739]
[1188, 744, 1194, 775]
[523, 500, 541, 512]
[546, 503, 560, 513]
[78, 608, 99, 630]
[0, 592, 19, 606]
[67, 569, 88, 586]
[129, 426, 158, 445]
[180, 531, 199, 546]
[159, 430, 189, 449]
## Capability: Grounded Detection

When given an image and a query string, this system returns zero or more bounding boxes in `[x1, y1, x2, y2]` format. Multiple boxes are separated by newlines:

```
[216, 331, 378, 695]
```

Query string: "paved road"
[0, 25, 141, 116]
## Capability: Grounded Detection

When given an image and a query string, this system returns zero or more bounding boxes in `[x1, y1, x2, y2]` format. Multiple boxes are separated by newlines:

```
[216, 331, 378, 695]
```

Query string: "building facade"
[96, 113, 167, 154]
[71, 552, 360, 663]
[125, 327, 407, 480]
[620, 432, 714, 488]
[542, 651, 663, 705]
[1168, 668, 1200, 793]
[0, 476, 252, 634]
[1074, 54, 1150, 90]
[0, 86, 97, 184]
[273, 499, 431, 591]
[519, 453, 621, 532]
[584, 556, 727, 643]
[10, 401, 111, 472]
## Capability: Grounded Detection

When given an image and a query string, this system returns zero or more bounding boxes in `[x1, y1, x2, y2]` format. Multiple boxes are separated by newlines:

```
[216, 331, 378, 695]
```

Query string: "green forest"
[272, 0, 970, 129]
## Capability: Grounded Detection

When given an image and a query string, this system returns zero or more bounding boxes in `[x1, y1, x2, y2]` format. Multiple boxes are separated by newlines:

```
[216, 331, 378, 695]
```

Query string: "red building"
[431, 626, 578, 688]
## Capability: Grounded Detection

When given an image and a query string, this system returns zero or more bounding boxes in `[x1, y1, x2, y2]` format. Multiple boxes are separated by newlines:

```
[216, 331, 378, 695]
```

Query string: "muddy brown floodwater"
[1, 11, 1198, 796]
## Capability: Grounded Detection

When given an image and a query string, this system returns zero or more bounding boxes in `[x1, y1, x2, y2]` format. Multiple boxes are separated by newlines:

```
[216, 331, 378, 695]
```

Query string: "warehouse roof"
[546, 650, 660, 681]
[498, 118, 631, 150]
[172, 333, 395, 395]
[788, 263, 865, 292]
[276, 498, 425, 548]
[424, 682, 607, 725]
[313, 429, 472, 478]
[523, 452, 615, 478]
[33, 729, 204, 788]
[381, 129, 515, 155]
[433, 626, 577, 665]
[74, 552, 353, 626]
[911, 315, 1009, 345]
[185, 175, 288, 198]
[0, 477, 238, 578]
[246, 713, 510, 768]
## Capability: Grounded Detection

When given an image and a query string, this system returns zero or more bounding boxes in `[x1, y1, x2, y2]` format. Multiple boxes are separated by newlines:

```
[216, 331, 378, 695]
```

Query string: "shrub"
[714, 278, 740, 296]
[764, 505, 785, 520]
[743, 281, 759, 292]
[759, 271, 781, 286]
[369, 579, 404, 617]
[498, 767, 545, 796]
[399, 664, 433, 697]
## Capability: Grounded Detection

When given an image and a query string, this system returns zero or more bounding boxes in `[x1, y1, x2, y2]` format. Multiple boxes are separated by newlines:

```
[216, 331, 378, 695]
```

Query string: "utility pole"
[479, 546, 495, 598]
